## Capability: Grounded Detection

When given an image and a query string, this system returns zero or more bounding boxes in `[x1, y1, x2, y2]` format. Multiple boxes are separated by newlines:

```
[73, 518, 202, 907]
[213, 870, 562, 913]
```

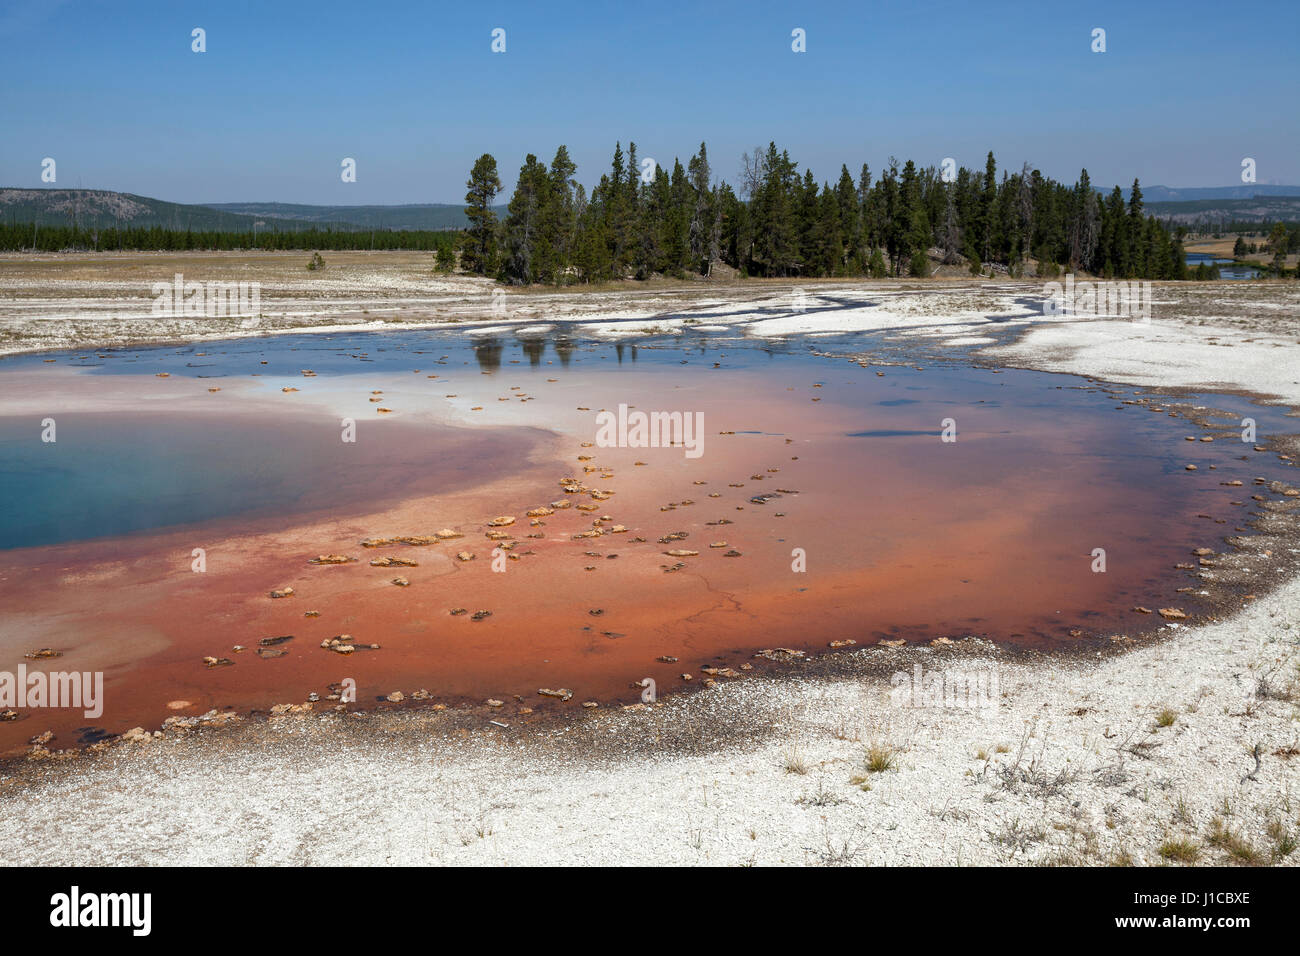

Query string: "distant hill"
[1146, 195, 1300, 226]
[0, 188, 488, 232]
[1132, 184, 1300, 202]
[0, 188, 326, 232]
[203, 201, 491, 230]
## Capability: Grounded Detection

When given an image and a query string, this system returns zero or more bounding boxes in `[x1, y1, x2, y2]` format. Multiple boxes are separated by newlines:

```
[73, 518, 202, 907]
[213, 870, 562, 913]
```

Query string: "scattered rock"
[370, 556, 417, 567]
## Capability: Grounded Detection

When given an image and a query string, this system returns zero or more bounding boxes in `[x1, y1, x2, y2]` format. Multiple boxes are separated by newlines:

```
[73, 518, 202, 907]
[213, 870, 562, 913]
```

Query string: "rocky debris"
[485, 530, 510, 541]
[664, 549, 699, 557]
[1158, 608, 1187, 620]
[709, 542, 728, 549]
[470, 610, 492, 621]
[658, 532, 689, 543]
[387, 691, 405, 703]
[29, 730, 54, 746]
[527, 506, 555, 517]
[0, 710, 18, 721]
[723, 550, 743, 557]
[930, 636, 956, 647]
[361, 537, 398, 548]
[701, 666, 742, 678]
[662, 562, 686, 573]
[828, 639, 857, 648]
[258, 635, 294, 647]
[1133, 606, 1153, 614]
[436, 529, 465, 540]
[166, 700, 192, 710]
[1185, 464, 1198, 471]
[257, 647, 288, 659]
[308, 554, 355, 565]
[369, 556, 417, 567]
[538, 688, 573, 701]
[391, 577, 410, 587]
[486, 699, 504, 708]
[23, 648, 61, 659]
[754, 648, 806, 661]
[656, 655, 679, 663]
[269, 587, 294, 599]
[456, 551, 475, 562]
[487, 516, 516, 527]
[161, 708, 243, 733]
[581, 701, 599, 709]
[878, 639, 906, 648]
[269, 702, 312, 715]
[449, 608, 467, 616]
[304, 610, 320, 618]
[395, 535, 439, 546]
[322, 639, 364, 655]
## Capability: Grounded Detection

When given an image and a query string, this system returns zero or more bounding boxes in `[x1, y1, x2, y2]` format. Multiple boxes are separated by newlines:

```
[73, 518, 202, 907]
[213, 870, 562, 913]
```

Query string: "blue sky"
[3, 0, 1297, 204]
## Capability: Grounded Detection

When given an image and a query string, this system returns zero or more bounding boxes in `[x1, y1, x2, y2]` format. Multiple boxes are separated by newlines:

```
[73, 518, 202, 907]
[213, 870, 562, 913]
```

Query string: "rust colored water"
[0, 330, 1291, 753]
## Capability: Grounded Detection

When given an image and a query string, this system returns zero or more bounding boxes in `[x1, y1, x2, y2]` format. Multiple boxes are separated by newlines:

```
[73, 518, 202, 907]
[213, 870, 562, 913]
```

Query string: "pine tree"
[501, 154, 549, 285]
[980, 151, 997, 263]
[687, 143, 715, 274]
[463, 154, 503, 275]
[834, 165, 860, 274]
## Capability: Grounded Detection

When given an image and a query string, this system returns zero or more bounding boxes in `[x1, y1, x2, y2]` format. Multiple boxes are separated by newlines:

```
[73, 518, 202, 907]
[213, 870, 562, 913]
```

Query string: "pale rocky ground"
[0, 252, 1298, 865]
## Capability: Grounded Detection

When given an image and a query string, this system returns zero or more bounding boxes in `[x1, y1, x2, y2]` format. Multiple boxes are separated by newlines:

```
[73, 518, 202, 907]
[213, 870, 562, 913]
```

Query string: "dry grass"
[864, 741, 898, 774]
[1158, 836, 1201, 863]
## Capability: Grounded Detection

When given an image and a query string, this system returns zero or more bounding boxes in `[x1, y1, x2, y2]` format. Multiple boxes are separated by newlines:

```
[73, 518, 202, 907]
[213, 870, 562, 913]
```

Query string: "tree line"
[0, 222, 458, 254]
[464, 142, 1210, 284]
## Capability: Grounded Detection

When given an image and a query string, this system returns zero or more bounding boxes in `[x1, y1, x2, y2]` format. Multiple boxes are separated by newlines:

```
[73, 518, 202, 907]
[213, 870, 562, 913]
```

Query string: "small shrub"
[1158, 837, 1201, 863]
[864, 741, 897, 774]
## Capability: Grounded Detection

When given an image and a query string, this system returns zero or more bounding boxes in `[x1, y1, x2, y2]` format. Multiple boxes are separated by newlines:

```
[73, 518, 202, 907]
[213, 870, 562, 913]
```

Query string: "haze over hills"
[3, 184, 1298, 236]
[202, 202, 480, 230]
[1127, 184, 1300, 202]
[0, 188, 485, 232]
